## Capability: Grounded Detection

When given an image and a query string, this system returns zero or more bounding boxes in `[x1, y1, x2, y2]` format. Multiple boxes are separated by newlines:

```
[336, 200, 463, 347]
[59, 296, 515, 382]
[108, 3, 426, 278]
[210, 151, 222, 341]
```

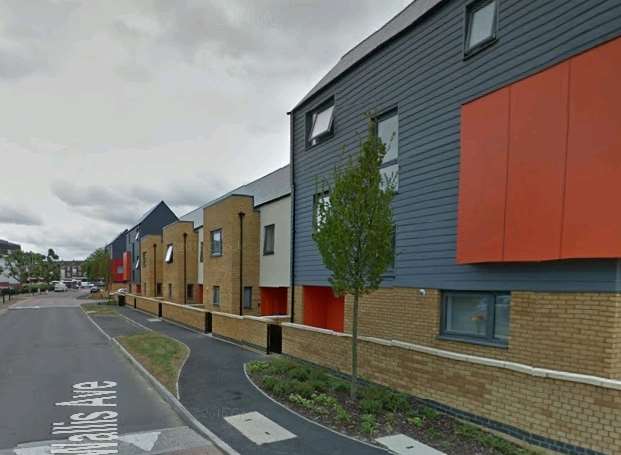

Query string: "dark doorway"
[267, 324, 282, 354]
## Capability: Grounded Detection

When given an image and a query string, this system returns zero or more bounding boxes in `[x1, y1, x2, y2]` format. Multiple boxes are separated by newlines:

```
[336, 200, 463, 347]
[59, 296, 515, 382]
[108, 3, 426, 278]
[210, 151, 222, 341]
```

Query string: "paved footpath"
[0, 292, 218, 454]
[113, 306, 387, 455]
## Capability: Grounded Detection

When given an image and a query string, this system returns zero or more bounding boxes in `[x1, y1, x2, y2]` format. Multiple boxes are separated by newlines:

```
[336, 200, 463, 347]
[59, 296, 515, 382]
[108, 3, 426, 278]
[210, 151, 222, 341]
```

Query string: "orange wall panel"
[562, 38, 621, 258]
[504, 62, 569, 261]
[261, 287, 288, 316]
[457, 88, 510, 263]
[303, 286, 344, 332]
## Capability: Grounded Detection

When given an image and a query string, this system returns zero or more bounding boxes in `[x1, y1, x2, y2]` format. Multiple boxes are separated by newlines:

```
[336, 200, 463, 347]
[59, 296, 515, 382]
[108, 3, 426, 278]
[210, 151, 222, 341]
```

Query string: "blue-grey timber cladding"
[126, 201, 177, 285]
[291, 0, 621, 292]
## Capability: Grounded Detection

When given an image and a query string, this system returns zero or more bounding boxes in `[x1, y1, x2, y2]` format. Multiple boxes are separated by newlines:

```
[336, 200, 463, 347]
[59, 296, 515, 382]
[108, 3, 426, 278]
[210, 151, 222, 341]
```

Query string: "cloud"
[0, 204, 43, 226]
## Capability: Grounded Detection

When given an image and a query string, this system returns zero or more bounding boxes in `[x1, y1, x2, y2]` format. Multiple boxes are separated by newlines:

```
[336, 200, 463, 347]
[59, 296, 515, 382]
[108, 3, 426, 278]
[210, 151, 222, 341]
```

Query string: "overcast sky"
[0, 0, 409, 260]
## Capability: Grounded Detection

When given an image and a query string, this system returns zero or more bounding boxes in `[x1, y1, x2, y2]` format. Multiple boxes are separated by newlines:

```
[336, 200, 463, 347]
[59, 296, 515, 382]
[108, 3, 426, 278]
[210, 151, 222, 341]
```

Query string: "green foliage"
[330, 379, 350, 394]
[246, 361, 270, 374]
[312, 120, 396, 298]
[4, 249, 59, 284]
[261, 376, 278, 392]
[288, 392, 349, 419]
[456, 423, 542, 455]
[360, 398, 384, 415]
[83, 248, 111, 283]
[360, 386, 410, 413]
[419, 406, 441, 420]
[408, 416, 424, 428]
[360, 414, 377, 437]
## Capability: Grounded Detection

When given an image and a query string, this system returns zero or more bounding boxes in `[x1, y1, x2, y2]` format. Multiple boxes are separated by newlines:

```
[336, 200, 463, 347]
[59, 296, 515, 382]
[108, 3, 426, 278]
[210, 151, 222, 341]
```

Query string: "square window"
[263, 224, 275, 255]
[213, 286, 220, 306]
[441, 291, 510, 345]
[164, 244, 173, 263]
[465, 0, 497, 55]
[243, 286, 252, 309]
[307, 99, 335, 147]
[211, 229, 222, 256]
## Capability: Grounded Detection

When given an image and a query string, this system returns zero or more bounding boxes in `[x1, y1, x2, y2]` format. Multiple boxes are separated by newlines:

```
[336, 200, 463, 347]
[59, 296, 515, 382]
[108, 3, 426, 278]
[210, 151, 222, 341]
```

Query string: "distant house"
[0, 239, 20, 256]
[58, 260, 85, 282]
[0, 240, 21, 289]
[105, 229, 128, 291]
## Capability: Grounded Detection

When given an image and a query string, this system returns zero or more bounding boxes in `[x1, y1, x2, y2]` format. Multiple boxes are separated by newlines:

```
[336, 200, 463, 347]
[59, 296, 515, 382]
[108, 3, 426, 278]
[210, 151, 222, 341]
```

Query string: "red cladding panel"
[122, 252, 131, 282]
[303, 286, 344, 332]
[457, 88, 510, 263]
[562, 38, 621, 258]
[504, 62, 569, 261]
[111, 258, 124, 282]
[260, 287, 288, 316]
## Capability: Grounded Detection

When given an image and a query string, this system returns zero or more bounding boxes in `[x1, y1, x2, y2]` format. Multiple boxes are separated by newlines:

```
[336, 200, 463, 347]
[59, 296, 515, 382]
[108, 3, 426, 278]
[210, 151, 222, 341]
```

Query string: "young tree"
[5, 250, 41, 285]
[83, 248, 111, 284]
[313, 120, 396, 399]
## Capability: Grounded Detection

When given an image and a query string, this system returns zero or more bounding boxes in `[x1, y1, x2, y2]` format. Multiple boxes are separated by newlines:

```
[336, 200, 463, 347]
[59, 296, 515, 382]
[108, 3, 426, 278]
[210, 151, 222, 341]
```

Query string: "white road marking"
[376, 434, 446, 455]
[119, 430, 161, 451]
[14, 446, 49, 455]
[224, 411, 296, 445]
[147, 318, 162, 322]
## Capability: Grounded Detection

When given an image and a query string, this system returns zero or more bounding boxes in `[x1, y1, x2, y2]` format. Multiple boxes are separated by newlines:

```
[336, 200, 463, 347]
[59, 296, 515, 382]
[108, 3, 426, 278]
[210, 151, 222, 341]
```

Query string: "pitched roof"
[292, 0, 444, 110]
[180, 165, 290, 229]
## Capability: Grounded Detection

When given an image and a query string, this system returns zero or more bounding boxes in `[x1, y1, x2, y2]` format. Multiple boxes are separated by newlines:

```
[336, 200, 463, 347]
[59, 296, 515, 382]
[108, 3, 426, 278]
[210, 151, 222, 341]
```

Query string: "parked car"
[89, 286, 100, 294]
[54, 282, 68, 292]
[80, 282, 93, 289]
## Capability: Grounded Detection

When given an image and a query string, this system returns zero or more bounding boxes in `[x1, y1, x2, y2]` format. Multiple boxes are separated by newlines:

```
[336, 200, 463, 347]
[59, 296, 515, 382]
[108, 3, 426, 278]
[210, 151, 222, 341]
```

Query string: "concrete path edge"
[83, 310, 240, 455]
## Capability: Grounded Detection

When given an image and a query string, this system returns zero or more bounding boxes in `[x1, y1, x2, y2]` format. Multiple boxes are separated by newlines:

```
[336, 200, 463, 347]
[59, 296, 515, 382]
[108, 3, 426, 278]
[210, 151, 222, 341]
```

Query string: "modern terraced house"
[283, 0, 621, 454]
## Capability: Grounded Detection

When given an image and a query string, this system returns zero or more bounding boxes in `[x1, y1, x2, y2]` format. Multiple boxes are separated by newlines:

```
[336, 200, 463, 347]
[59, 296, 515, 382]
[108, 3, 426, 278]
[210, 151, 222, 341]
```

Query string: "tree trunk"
[350, 291, 359, 400]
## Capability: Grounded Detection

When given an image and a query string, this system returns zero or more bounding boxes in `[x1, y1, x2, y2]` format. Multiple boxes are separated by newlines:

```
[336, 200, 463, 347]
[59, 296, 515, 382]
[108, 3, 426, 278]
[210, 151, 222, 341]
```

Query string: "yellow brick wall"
[282, 325, 621, 455]
[139, 235, 163, 298]
[333, 287, 621, 379]
[243, 318, 268, 348]
[133, 295, 159, 315]
[212, 312, 243, 341]
[161, 301, 206, 331]
[203, 196, 260, 316]
[162, 222, 198, 305]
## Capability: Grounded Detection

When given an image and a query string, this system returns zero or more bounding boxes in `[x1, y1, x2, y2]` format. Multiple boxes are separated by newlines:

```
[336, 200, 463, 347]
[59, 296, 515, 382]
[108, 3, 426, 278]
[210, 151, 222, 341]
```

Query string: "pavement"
[113, 305, 388, 455]
[0, 292, 218, 454]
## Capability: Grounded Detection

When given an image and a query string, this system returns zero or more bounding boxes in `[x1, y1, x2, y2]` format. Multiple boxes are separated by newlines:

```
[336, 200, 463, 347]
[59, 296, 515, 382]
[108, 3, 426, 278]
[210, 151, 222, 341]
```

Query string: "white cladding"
[259, 195, 291, 287]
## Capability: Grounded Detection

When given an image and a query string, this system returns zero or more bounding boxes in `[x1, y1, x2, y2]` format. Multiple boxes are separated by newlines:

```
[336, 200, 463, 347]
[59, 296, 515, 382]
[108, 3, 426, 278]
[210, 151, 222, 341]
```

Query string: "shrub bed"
[247, 357, 541, 455]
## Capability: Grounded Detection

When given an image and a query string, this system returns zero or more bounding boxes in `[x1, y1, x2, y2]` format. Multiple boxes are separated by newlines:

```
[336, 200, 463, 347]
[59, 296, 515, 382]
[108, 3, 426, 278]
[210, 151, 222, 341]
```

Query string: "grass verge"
[118, 332, 189, 396]
[247, 357, 542, 455]
[81, 302, 118, 315]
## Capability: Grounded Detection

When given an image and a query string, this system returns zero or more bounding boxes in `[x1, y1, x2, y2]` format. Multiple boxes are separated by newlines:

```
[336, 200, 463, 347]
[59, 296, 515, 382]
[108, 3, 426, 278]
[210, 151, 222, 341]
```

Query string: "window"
[135, 230, 140, 241]
[465, 0, 497, 56]
[156, 283, 162, 297]
[200, 241, 204, 263]
[116, 266, 123, 274]
[211, 229, 222, 256]
[135, 258, 140, 270]
[313, 192, 330, 228]
[142, 252, 146, 268]
[377, 110, 399, 191]
[212, 286, 220, 306]
[263, 224, 275, 255]
[168, 283, 172, 299]
[307, 99, 335, 147]
[187, 284, 193, 300]
[243, 287, 252, 309]
[441, 292, 510, 345]
[165, 244, 173, 263]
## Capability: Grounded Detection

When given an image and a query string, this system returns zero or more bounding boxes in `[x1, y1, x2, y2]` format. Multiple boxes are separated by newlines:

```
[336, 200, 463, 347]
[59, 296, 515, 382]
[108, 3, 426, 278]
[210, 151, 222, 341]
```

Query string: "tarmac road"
[0, 292, 183, 449]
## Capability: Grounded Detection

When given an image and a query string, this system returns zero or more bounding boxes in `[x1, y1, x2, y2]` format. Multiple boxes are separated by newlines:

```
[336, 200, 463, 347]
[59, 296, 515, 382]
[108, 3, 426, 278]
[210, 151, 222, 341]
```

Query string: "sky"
[0, 0, 410, 260]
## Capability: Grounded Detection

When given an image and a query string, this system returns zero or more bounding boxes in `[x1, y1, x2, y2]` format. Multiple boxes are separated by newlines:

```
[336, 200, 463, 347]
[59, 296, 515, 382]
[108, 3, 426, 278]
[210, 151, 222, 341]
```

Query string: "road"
[0, 291, 214, 454]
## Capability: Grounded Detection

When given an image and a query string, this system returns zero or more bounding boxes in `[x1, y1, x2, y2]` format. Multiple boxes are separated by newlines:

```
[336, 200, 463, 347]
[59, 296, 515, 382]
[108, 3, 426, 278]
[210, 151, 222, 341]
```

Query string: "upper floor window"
[199, 241, 204, 263]
[464, 0, 498, 56]
[243, 286, 252, 309]
[135, 230, 140, 241]
[441, 291, 510, 346]
[263, 224, 275, 255]
[313, 191, 330, 229]
[164, 244, 173, 263]
[134, 258, 140, 270]
[376, 109, 399, 191]
[213, 286, 220, 306]
[307, 98, 335, 147]
[211, 229, 222, 256]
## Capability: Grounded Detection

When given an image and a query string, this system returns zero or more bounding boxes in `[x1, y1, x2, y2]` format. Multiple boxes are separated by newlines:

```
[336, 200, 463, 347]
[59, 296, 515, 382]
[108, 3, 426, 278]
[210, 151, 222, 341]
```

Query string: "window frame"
[306, 97, 335, 148]
[375, 108, 400, 192]
[313, 191, 330, 229]
[212, 286, 220, 306]
[243, 286, 252, 309]
[440, 291, 510, 347]
[210, 229, 223, 257]
[263, 224, 275, 255]
[463, 0, 498, 58]
[199, 240, 204, 263]
[164, 244, 174, 263]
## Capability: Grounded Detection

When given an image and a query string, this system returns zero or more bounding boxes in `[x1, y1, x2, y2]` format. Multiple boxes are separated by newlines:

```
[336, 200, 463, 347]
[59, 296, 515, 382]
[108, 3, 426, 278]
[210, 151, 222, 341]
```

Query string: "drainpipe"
[238, 212, 245, 316]
[183, 232, 187, 305]
[287, 110, 296, 323]
[153, 243, 157, 297]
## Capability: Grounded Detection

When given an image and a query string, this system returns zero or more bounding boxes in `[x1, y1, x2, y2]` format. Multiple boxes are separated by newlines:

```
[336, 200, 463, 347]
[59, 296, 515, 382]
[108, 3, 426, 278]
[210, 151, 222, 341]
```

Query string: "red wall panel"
[303, 286, 344, 332]
[260, 287, 288, 316]
[111, 258, 124, 282]
[457, 88, 510, 263]
[561, 37, 621, 258]
[122, 252, 131, 282]
[504, 62, 569, 261]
